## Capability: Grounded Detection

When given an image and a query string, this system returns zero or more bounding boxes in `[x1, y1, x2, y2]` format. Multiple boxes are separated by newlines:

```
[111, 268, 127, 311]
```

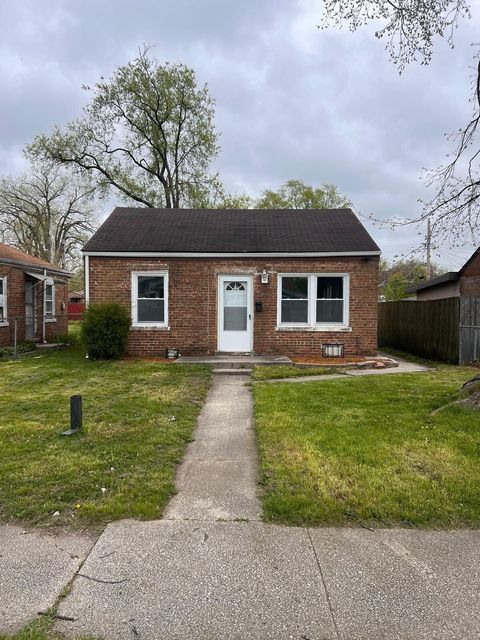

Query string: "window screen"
[281, 277, 308, 323]
[137, 276, 165, 323]
[316, 277, 344, 323]
[45, 284, 54, 318]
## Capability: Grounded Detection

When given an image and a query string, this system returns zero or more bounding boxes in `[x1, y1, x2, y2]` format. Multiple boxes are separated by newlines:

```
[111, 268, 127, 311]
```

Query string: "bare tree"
[0, 160, 96, 269]
[321, 0, 479, 247]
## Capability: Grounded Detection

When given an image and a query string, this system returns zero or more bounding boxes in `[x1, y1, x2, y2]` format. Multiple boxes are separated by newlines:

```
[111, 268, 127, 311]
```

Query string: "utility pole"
[426, 218, 432, 279]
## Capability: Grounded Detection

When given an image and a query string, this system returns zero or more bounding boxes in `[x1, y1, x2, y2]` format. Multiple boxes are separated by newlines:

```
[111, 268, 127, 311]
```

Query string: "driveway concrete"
[0, 524, 95, 635]
[164, 374, 261, 522]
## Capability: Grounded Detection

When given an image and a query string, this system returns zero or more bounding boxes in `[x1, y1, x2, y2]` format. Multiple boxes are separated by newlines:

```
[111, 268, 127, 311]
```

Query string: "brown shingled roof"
[0, 243, 69, 274]
[83, 207, 380, 255]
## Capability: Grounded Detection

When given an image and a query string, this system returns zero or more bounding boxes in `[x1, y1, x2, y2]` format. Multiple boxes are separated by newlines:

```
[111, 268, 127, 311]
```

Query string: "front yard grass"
[0, 347, 210, 529]
[254, 366, 480, 528]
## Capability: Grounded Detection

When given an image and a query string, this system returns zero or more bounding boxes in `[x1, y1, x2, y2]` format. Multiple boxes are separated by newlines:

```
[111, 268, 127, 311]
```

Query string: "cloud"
[0, 0, 477, 267]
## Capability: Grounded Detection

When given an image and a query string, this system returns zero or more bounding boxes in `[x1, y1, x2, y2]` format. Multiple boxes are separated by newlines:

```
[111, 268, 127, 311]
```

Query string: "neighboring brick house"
[0, 243, 70, 347]
[83, 207, 381, 357]
[406, 248, 480, 301]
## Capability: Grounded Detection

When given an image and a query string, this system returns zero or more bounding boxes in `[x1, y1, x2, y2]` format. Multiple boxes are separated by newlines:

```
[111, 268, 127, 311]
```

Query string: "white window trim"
[44, 280, 56, 322]
[131, 271, 169, 329]
[276, 273, 350, 331]
[0, 276, 8, 326]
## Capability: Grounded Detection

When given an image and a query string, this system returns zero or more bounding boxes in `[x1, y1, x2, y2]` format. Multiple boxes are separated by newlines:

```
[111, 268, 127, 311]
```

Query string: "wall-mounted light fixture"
[261, 269, 269, 284]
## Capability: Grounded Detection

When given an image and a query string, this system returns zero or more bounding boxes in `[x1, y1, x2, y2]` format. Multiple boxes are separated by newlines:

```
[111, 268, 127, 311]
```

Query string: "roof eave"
[0, 256, 71, 276]
[82, 250, 381, 258]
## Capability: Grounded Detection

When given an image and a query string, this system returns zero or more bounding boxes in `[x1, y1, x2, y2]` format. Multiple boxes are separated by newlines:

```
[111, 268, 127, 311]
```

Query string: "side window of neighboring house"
[0, 277, 6, 323]
[45, 282, 55, 319]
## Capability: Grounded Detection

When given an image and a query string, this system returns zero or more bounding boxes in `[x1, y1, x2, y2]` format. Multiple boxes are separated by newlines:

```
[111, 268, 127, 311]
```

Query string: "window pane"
[281, 300, 308, 323]
[45, 284, 53, 301]
[0, 305, 4, 320]
[317, 277, 343, 299]
[138, 276, 164, 299]
[282, 277, 308, 299]
[0, 279, 3, 294]
[316, 300, 343, 323]
[138, 299, 165, 322]
[224, 307, 247, 331]
[45, 301, 54, 316]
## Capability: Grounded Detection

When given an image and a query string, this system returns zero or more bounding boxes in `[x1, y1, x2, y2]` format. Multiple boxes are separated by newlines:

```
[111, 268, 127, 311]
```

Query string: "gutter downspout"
[84, 255, 89, 305]
[42, 268, 47, 343]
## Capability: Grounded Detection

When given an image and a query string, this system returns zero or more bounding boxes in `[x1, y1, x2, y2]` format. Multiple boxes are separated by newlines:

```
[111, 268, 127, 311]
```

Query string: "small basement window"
[131, 272, 168, 327]
[0, 277, 7, 323]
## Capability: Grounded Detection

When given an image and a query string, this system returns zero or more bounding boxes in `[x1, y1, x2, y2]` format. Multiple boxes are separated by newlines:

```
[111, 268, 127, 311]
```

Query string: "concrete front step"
[213, 368, 253, 376]
[176, 355, 292, 369]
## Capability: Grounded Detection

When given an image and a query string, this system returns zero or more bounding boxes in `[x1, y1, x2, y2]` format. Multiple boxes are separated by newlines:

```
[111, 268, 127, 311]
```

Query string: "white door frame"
[217, 275, 253, 353]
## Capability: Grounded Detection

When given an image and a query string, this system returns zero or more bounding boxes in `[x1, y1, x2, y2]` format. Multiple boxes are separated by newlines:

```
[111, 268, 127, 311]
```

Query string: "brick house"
[83, 208, 381, 357]
[0, 243, 69, 347]
[406, 247, 480, 301]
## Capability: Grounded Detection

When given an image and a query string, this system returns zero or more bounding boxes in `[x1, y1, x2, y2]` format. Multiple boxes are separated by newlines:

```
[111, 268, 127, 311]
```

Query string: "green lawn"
[251, 365, 340, 381]
[0, 346, 210, 529]
[254, 366, 480, 528]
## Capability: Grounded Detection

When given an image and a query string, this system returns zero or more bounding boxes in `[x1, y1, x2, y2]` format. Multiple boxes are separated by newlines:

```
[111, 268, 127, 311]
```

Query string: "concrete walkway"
[258, 358, 429, 384]
[163, 375, 261, 522]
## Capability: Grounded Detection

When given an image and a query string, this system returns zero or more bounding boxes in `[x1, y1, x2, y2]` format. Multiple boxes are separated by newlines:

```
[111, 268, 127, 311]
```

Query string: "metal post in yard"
[61, 395, 83, 436]
[56, 317, 59, 350]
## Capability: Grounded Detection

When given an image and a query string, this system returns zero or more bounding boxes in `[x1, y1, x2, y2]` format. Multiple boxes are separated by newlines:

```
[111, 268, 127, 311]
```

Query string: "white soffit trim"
[83, 251, 381, 258]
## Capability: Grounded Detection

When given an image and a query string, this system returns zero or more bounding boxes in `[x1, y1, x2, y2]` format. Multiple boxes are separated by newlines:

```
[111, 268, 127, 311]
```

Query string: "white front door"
[218, 276, 253, 352]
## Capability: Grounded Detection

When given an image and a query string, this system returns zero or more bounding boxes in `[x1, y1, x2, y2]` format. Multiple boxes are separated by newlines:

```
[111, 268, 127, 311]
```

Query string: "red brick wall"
[0, 264, 68, 347]
[88, 256, 379, 357]
[460, 251, 480, 297]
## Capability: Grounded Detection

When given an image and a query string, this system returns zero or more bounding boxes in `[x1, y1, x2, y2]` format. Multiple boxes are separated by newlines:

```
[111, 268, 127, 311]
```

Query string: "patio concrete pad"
[309, 527, 480, 640]
[164, 374, 261, 522]
[0, 524, 95, 635]
[55, 519, 337, 640]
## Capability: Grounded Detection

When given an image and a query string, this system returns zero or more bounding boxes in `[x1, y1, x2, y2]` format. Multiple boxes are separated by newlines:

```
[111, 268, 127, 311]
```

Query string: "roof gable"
[0, 243, 69, 274]
[83, 207, 380, 255]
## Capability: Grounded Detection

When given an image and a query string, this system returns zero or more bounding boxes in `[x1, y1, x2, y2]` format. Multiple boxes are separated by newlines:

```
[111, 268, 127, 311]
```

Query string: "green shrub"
[82, 303, 131, 359]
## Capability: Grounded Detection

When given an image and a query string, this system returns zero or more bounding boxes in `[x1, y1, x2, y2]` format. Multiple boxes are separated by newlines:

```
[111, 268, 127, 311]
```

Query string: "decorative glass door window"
[223, 281, 247, 331]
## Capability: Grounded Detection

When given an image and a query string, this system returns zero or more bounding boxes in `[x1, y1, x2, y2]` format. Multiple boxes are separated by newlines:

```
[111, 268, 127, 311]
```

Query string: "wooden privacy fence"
[378, 297, 480, 364]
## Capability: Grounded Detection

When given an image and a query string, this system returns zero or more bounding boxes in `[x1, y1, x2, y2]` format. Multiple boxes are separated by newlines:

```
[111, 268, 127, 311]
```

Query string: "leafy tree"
[0, 159, 96, 269]
[379, 257, 445, 300]
[255, 179, 351, 209]
[29, 47, 219, 209]
[384, 272, 407, 301]
[321, 1, 479, 247]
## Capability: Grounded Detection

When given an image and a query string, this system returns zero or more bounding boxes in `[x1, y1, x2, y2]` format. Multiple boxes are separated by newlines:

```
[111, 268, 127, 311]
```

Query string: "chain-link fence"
[0, 312, 76, 359]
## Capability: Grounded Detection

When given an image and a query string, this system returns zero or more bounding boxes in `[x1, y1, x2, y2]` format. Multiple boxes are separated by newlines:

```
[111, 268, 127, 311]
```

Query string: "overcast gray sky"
[0, 0, 478, 268]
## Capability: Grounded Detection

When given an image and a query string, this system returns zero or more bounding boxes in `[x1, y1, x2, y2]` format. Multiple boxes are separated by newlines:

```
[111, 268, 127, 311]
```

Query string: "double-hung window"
[131, 271, 168, 327]
[0, 277, 7, 324]
[278, 274, 349, 329]
[44, 282, 55, 320]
